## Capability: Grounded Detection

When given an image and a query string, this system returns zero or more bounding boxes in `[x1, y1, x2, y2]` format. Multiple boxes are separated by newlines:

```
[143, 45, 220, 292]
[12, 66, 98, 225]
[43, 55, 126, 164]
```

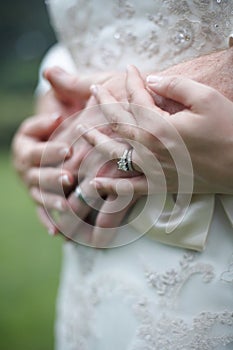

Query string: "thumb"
[146, 75, 214, 110]
[44, 67, 114, 105]
[44, 66, 90, 105]
[44, 67, 113, 104]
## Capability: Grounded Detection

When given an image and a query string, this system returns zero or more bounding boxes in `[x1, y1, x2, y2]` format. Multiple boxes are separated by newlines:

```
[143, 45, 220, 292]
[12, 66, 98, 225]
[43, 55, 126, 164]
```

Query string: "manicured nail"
[60, 174, 72, 186]
[126, 64, 134, 71]
[76, 124, 87, 135]
[30, 187, 37, 197]
[51, 112, 62, 121]
[146, 75, 163, 84]
[47, 66, 66, 78]
[55, 200, 65, 211]
[53, 66, 65, 74]
[59, 147, 71, 158]
[48, 227, 57, 236]
[90, 84, 98, 95]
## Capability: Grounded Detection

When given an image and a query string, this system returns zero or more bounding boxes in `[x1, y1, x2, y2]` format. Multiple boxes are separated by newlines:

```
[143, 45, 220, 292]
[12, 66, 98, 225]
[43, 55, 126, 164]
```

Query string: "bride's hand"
[39, 70, 140, 246]
[48, 103, 141, 247]
[53, 148, 140, 247]
[13, 68, 118, 235]
[12, 66, 113, 234]
[85, 65, 233, 194]
[12, 113, 74, 234]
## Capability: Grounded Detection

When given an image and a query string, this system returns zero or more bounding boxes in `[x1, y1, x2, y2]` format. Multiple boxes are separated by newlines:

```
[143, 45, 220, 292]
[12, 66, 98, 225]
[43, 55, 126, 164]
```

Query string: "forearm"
[148, 48, 233, 96]
[189, 48, 233, 101]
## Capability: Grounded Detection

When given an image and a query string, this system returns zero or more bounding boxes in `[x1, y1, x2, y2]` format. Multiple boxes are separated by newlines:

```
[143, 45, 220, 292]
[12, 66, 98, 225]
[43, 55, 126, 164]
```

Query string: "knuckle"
[199, 87, 218, 105]
[19, 148, 31, 169]
[27, 147, 37, 166]
[166, 76, 183, 97]
[95, 215, 112, 229]
[19, 115, 35, 133]
[109, 111, 120, 127]
[127, 88, 138, 103]
[109, 148, 118, 160]
[23, 172, 33, 188]
[19, 119, 30, 133]
[124, 125, 136, 141]
[110, 122, 119, 132]
[68, 77, 79, 92]
[109, 107, 120, 122]
[27, 168, 36, 182]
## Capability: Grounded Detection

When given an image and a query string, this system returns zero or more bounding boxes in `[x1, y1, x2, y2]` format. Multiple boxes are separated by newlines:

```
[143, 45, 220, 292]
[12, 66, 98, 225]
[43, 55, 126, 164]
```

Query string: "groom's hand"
[148, 48, 233, 113]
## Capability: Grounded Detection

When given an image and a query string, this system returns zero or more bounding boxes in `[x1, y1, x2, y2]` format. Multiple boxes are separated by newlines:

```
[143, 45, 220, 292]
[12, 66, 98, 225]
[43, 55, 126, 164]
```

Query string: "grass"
[0, 58, 41, 148]
[0, 91, 35, 149]
[0, 151, 63, 350]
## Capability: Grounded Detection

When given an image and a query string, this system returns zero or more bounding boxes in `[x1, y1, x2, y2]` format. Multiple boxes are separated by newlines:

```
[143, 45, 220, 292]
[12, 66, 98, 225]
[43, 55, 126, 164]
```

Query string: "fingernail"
[90, 179, 102, 189]
[126, 64, 134, 71]
[49, 66, 67, 78]
[55, 200, 65, 211]
[76, 124, 87, 135]
[53, 66, 65, 74]
[59, 147, 71, 158]
[146, 75, 163, 84]
[51, 112, 62, 121]
[48, 227, 57, 236]
[60, 174, 72, 186]
[90, 84, 98, 95]
[30, 187, 37, 196]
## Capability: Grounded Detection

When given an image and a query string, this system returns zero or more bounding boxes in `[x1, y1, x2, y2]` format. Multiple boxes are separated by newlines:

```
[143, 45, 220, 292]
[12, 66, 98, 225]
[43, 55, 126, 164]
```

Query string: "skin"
[12, 69, 114, 235]
[12, 47, 233, 243]
[82, 65, 233, 196]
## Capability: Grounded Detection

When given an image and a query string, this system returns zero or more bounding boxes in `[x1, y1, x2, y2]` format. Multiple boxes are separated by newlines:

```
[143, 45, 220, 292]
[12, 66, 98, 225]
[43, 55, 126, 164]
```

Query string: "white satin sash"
[129, 194, 216, 251]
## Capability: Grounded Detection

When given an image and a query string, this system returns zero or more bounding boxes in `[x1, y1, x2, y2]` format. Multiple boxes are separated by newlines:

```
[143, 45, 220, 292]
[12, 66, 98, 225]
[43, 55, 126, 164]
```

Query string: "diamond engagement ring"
[117, 148, 134, 172]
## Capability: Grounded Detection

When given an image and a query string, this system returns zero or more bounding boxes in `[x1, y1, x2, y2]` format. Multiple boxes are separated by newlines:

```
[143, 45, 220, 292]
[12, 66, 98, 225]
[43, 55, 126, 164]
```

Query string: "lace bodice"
[56, 217, 233, 350]
[43, 0, 233, 252]
[46, 0, 233, 72]
[41, 1, 233, 349]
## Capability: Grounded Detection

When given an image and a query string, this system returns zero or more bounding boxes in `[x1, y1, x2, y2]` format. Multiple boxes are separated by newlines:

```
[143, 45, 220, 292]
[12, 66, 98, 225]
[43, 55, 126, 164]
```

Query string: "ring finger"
[26, 167, 74, 193]
[77, 125, 141, 173]
[56, 179, 101, 241]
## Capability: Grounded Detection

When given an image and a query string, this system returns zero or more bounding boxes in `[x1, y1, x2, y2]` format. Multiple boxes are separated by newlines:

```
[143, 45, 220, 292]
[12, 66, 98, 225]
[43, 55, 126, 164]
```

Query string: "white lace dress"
[41, 1, 233, 349]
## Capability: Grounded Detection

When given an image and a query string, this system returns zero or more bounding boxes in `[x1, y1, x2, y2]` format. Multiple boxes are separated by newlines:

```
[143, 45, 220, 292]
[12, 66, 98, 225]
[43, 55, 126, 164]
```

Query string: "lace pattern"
[221, 254, 233, 283]
[44, 1, 233, 349]
[56, 248, 233, 350]
[46, 0, 233, 72]
[143, 252, 215, 302]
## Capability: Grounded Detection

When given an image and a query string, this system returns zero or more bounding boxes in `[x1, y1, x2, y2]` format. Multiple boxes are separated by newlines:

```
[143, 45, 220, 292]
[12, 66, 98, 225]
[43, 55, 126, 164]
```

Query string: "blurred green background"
[0, 1, 63, 349]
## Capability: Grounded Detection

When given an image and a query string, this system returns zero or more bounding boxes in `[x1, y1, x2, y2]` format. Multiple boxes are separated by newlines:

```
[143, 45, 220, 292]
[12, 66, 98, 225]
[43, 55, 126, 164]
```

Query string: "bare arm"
[147, 48, 233, 113]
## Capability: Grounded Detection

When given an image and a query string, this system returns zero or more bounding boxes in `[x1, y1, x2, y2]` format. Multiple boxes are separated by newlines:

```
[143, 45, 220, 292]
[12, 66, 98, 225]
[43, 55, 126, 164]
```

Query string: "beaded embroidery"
[44, 1, 233, 349]
[46, 0, 233, 72]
